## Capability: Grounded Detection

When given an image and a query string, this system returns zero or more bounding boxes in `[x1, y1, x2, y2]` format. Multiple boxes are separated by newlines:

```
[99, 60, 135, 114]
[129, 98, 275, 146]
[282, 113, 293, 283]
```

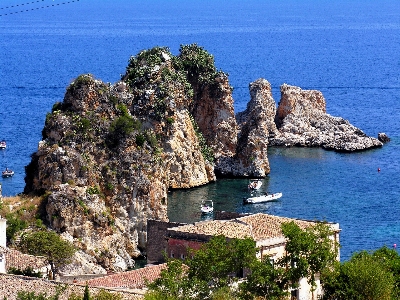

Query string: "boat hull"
[201, 208, 213, 214]
[2, 172, 14, 178]
[244, 192, 282, 204]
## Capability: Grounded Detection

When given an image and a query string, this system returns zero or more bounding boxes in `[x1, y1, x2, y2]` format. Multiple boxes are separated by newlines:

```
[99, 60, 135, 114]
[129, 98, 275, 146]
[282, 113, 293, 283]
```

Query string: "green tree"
[372, 246, 400, 297]
[322, 251, 394, 300]
[83, 284, 90, 300]
[239, 257, 287, 300]
[145, 258, 191, 300]
[279, 221, 339, 298]
[186, 235, 257, 297]
[146, 236, 257, 299]
[19, 230, 76, 279]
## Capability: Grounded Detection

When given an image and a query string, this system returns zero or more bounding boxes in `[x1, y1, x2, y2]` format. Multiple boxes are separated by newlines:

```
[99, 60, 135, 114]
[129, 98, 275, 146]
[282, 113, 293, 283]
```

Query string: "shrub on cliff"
[124, 46, 171, 87]
[177, 44, 217, 84]
[106, 104, 141, 147]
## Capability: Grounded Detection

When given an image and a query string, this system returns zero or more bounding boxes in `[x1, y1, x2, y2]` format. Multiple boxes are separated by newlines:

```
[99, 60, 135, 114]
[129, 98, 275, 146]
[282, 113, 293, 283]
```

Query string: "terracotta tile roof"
[169, 213, 321, 241]
[0, 274, 142, 300]
[81, 264, 166, 289]
[237, 213, 318, 240]
[4, 248, 48, 272]
[170, 219, 253, 239]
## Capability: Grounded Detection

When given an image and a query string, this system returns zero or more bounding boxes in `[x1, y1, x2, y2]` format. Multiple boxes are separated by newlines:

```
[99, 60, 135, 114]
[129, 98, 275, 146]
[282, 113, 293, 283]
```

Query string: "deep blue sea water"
[0, 0, 399, 261]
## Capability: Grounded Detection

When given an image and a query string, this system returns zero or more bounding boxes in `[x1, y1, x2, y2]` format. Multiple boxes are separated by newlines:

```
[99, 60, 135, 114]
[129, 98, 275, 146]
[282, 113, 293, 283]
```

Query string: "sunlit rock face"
[232, 78, 274, 177]
[270, 84, 383, 152]
[23, 46, 241, 272]
[23, 46, 383, 273]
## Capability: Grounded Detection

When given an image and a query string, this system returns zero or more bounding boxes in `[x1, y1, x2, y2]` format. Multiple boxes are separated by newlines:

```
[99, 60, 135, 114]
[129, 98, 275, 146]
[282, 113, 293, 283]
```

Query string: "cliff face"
[23, 45, 242, 273]
[229, 79, 276, 177]
[24, 45, 384, 273]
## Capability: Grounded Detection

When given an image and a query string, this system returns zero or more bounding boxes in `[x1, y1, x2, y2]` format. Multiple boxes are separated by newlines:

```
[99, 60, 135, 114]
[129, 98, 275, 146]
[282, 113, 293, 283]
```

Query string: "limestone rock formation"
[228, 78, 276, 177]
[23, 45, 385, 274]
[269, 84, 383, 152]
[24, 45, 239, 272]
[378, 132, 390, 143]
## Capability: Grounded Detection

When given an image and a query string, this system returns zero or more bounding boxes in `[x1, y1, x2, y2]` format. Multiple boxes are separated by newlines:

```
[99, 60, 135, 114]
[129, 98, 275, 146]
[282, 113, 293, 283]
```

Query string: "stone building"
[151, 213, 340, 300]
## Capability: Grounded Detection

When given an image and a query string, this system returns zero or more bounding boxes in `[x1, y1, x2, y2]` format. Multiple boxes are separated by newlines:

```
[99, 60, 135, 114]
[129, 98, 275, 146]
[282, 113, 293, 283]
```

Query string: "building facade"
[164, 213, 340, 300]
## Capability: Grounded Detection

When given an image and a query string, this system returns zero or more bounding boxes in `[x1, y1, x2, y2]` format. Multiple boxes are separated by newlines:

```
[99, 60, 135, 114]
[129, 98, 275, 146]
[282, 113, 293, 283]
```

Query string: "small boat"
[0, 140, 6, 149]
[244, 192, 282, 204]
[2, 168, 14, 178]
[201, 200, 214, 214]
[248, 179, 262, 190]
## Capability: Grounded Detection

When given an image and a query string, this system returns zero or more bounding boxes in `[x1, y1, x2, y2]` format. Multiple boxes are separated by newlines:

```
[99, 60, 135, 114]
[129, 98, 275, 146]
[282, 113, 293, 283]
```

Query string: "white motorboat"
[0, 140, 6, 149]
[248, 179, 262, 190]
[244, 192, 282, 204]
[201, 200, 213, 214]
[2, 168, 14, 178]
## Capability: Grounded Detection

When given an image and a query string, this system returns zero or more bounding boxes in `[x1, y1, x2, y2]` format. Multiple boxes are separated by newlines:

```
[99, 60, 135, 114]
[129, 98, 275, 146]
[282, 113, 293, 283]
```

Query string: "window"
[269, 258, 275, 267]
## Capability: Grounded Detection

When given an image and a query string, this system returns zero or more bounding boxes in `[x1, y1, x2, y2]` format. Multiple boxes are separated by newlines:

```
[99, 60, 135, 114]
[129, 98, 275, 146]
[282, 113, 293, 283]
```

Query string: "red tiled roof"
[81, 264, 166, 289]
[5, 248, 48, 272]
[238, 213, 318, 240]
[169, 213, 321, 241]
[170, 220, 252, 239]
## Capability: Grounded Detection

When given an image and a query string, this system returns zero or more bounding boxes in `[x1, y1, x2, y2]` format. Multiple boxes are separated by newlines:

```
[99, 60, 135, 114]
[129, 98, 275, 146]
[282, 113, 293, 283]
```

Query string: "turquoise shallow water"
[0, 0, 399, 261]
[168, 144, 400, 261]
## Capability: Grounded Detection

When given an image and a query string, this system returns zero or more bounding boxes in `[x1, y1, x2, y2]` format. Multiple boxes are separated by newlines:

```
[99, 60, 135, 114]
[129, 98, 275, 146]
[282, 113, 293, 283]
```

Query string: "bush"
[135, 134, 146, 147]
[107, 115, 140, 147]
[178, 44, 217, 84]
[8, 266, 42, 278]
[87, 186, 100, 195]
[6, 213, 28, 243]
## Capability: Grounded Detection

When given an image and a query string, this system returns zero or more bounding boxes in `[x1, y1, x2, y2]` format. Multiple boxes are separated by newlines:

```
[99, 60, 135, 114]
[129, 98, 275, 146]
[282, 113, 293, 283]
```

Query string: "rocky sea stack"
[23, 45, 383, 274]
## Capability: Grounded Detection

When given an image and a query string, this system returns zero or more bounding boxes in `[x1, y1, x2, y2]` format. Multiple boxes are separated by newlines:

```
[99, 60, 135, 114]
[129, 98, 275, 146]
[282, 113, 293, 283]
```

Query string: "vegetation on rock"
[0, 195, 46, 244]
[21, 44, 235, 272]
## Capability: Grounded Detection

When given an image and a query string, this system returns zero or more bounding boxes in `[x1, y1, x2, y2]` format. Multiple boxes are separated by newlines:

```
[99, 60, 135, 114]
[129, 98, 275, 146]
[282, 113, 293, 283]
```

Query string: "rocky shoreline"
[21, 45, 387, 274]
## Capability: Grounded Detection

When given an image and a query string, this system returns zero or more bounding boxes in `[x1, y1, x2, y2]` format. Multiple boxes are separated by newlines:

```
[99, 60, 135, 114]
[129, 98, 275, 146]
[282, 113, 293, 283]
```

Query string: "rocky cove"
[22, 45, 387, 275]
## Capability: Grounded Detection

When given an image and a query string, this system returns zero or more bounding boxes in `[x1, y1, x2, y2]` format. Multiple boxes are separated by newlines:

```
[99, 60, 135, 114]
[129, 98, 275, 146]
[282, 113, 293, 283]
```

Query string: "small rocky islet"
[22, 44, 387, 275]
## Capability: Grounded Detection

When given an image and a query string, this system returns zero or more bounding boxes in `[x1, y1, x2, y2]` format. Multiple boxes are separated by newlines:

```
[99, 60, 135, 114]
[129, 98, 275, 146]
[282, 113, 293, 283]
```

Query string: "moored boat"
[2, 168, 14, 178]
[201, 200, 214, 214]
[248, 179, 262, 190]
[244, 192, 282, 204]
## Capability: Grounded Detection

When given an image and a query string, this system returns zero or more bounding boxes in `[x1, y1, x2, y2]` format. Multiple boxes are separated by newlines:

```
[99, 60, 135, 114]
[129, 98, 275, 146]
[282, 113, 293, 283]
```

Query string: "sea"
[0, 0, 399, 261]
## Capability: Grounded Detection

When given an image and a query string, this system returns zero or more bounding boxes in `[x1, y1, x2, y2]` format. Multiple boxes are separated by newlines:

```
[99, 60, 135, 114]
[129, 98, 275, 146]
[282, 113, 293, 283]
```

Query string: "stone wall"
[0, 274, 143, 300]
[214, 211, 249, 220]
[146, 219, 186, 264]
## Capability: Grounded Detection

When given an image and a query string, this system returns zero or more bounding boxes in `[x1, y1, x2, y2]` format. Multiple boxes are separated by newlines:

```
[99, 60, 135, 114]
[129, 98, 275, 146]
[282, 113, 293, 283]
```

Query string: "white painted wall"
[0, 217, 6, 273]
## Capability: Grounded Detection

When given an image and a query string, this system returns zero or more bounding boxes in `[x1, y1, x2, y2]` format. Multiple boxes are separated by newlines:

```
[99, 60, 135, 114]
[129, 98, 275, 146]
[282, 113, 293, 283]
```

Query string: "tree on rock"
[19, 230, 76, 279]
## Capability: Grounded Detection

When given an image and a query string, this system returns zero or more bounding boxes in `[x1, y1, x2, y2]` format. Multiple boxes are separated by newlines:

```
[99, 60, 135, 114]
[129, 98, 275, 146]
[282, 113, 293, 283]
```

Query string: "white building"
[0, 217, 6, 273]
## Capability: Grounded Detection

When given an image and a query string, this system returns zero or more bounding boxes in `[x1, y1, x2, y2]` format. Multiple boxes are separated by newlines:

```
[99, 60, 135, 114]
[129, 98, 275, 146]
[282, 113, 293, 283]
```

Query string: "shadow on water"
[167, 177, 283, 224]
